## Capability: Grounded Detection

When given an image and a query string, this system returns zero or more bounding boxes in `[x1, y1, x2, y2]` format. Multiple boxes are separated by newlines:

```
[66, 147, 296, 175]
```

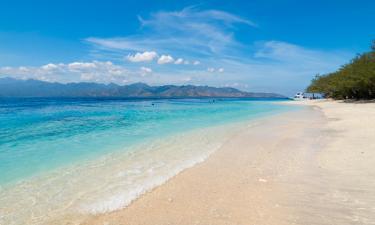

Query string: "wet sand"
[83, 100, 375, 225]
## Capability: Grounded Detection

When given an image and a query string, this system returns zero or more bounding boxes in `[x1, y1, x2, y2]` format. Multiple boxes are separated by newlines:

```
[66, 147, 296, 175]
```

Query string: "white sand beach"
[82, 100, 375, 225]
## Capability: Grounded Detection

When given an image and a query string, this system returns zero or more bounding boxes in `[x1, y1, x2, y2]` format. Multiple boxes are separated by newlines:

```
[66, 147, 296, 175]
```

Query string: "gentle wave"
[0, 122, 243, 224]
[0, 98, 291, 224]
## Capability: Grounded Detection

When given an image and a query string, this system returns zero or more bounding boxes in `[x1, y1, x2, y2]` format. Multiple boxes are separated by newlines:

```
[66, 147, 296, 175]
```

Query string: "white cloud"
[173, 58, 197, 65]
[140, 66, 152, 76]
[157, 55, 174, 64]
[80, 73, 95, 81]
[86, 7, 255, 57]
[127, 51, 158, 62]
[253, 41, 347, 67]
[182, 77, 192, 82]
[206, 67, 224, 73]
[223, 82, 244, 88]
[19, 66, 29, 72]
[0, 39, 352, 96]
[193, 60, 200, 65]
[0, 40, 352, 96]
[0, 61, 132, 84]
[41, 63, 58, 71]
[174, 58, 184, 64]
[80, 7, 353, 95]
[207, 67, 215, 72]
[138, 6, 257, 27]
[1, 66, 12, 71]
[140, 66, 152, 73]
[68, 62, 97, 71]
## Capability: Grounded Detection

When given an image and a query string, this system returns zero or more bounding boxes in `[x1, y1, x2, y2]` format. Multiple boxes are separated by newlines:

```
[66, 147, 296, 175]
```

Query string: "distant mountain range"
[0, 77, 285, 98]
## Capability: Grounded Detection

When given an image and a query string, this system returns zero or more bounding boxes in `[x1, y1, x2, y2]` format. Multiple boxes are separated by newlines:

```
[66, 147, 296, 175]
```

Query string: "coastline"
[82, 100, 375, 225]
[0, 99, 291, 225]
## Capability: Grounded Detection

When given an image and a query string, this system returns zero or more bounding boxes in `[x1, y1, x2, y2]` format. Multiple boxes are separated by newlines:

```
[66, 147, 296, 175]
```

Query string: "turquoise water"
[0, 98, 289, 185]
[0, 97, 294, 224]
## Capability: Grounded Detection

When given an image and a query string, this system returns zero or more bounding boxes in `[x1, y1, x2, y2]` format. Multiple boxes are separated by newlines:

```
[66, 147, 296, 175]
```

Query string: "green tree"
[306, 40, 375, 100]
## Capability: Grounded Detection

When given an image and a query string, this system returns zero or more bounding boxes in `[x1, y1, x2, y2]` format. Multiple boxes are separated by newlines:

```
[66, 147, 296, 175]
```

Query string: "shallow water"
[0, 98, 292, 224]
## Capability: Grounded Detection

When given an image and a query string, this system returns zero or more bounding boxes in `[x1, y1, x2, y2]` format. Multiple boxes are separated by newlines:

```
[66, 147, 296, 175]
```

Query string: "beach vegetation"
[307, 40, 375, 99]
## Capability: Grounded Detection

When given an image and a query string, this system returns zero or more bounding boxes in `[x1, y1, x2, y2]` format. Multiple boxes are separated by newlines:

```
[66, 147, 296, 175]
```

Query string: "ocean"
[0, 97, 291, 224]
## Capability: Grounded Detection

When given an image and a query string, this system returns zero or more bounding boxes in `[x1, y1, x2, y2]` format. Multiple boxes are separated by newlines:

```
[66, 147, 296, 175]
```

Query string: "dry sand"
[83, 100, 375, 225]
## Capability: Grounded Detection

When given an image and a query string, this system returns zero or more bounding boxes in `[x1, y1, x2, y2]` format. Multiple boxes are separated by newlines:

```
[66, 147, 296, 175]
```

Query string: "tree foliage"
[307, 40, 375, 99]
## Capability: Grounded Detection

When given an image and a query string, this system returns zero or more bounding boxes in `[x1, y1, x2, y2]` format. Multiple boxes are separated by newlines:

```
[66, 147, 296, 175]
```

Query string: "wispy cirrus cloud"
[254, 41, 348, 68]
[86, 6, 256, 58]
[253, 40, 352, 73]
[138, 6, 257, 28]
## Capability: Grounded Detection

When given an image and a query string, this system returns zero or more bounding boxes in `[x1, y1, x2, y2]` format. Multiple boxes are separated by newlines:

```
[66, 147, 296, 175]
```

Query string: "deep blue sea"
[0, 97, 291, 224]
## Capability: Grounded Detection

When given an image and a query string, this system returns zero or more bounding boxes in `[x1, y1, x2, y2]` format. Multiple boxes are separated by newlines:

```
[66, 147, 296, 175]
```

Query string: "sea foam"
[0, 98, 290, 224]
[0, 123, 238, 225]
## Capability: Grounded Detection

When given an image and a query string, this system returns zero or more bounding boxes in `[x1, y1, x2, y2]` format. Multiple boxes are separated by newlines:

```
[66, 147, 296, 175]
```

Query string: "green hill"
[0, 78, 285, 98]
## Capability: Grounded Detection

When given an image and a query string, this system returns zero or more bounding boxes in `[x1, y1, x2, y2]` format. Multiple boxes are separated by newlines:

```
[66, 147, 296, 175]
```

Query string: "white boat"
[293, 92, 305, 100]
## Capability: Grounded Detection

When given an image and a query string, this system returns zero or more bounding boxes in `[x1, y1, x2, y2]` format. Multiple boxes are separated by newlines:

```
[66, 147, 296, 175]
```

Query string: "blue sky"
[0, 0, 374, 95]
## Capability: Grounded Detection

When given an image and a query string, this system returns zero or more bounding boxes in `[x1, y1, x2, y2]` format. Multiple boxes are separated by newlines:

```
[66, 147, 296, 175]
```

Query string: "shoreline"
[82, 103, 317, 224]
[82, 100, 375, 225]
[1, 102, 292, 225]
